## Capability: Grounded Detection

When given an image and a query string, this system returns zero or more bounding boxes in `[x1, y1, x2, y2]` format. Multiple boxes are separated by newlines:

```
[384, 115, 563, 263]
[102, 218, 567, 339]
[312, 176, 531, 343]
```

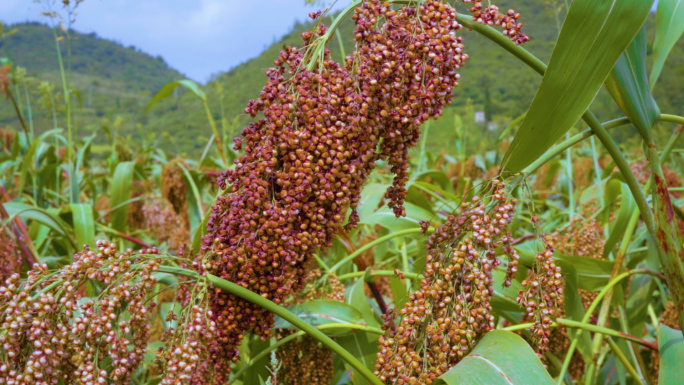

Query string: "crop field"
[1, 0, 684, 384]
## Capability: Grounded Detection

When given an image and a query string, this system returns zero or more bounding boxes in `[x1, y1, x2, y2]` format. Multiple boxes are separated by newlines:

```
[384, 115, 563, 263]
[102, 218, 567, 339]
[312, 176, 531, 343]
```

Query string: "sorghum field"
[1, 0, 684, 384]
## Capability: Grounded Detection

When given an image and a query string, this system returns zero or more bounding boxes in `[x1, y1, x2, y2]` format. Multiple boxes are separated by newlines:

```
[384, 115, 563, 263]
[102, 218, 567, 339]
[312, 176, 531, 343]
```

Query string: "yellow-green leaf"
[70, 203, 95, 249]
[145, 79, 206, 113]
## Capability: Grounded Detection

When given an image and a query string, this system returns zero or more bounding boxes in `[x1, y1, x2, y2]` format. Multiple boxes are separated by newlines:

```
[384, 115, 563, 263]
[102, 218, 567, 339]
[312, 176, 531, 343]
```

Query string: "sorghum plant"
[203, 0, 469, 365]
[375, 180, 519, 384]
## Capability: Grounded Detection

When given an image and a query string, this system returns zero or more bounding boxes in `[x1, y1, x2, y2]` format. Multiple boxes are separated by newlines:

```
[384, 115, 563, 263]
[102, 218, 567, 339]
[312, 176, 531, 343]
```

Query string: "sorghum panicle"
[141, 196, 190, 251]
[0, 241, 160, 385]
[375, 180, 518, 384]
[517, 235, 563, 355]
[0, 230, 21, 280]
[161, 159, 190, 226]
[352, 0, 467, 216]
[274, 271, 345, 385]
[0, 64, 11, 99]
[463, 0, 529, 44]
[203, 0, 469, 365]
[155, 274, 229, 385]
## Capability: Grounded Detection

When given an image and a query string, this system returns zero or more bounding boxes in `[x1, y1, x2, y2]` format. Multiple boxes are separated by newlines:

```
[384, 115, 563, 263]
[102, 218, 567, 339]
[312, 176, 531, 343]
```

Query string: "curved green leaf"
[491, 269, 524, 312]
[19, 129, 63, 194]
[274, 299, 366, 337]
[69, 203, 95, 249]
[347, 278, 381, 329]
[603, 182, 635, 258]
[360, 202, 434, 232]
[3, 202, 72, 240]
[337, 331, 379, 385]
[357, 182, 390, 220]
[658, 324, 684, 385]
[650, 0, 684, 90]
[498, 112, 526, 140]
[176, 162, 204, 234]
[605, 26, 659, 141]
[145, 79, 206, 113]
[502, 0, 654, 172]
[435, 330, 554, 385]
[244, 337, 271, 385]
[412, 170, 455, 194]
[109, 161, 135, 232]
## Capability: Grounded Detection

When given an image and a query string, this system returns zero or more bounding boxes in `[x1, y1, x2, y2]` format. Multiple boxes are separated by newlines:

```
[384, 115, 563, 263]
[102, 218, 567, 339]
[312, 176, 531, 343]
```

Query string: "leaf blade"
[658, 324, 684, 385]
[605, 26, 659, 141]
[502, 0, 654, 172]
[650, 0, 684, 90]
[109, 161, 135, 232]
[435, 331, 554, 385]
[70, 203, 95, 249]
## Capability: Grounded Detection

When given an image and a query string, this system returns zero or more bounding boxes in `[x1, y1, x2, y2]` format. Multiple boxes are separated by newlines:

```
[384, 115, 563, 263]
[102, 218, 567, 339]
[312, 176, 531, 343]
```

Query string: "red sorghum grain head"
[127, 181, 150, 230]
[0, 64, 11, 99]
[517, 235, 564, 356]
[0, 128, 14, 152]
[0, 241, 162, 384]
[141, 196, 190, 252]
[273, 271, 345, 385]
[203, 0, 470, 366]
[375, 180, 519, 384]
[161, 159, 190, 225]
[463, 0, 529, 44]
[0, 230, 21, 280]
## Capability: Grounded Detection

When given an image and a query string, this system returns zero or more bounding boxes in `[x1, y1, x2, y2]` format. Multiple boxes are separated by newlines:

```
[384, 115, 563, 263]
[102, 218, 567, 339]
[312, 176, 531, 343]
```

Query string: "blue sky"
[1, 0, 345, 83]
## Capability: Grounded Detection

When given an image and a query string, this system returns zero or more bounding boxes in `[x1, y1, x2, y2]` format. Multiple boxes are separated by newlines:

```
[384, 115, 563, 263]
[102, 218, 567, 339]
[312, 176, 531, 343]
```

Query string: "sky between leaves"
[1, 0, 345, 83]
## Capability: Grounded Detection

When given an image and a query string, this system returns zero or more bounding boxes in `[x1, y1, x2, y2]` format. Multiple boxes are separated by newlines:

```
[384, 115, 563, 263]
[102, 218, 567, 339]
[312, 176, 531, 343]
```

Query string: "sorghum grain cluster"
[0, 231, 21, 279]
[517, 235, 563, 355]
[352, 0, 467, 215]
[203, 0, 469, 365]
[274, 272, 345, 385]
[161, 159, 190, 226]
[155, 275, 229, 385]
[141, 196, 190, 251]
[463, 0, 529, 44]
[0, 241, 160, 384]
[375, 180, 519, 384]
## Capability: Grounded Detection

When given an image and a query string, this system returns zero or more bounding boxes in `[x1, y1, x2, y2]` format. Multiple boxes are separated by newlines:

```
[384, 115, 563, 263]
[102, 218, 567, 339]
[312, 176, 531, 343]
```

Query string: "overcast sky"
[1, 0, 345, 83]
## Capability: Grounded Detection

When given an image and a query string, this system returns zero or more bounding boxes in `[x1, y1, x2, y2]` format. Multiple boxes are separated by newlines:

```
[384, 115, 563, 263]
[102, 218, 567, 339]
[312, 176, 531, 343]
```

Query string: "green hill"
[0, 21, 182, 143]
[141, 0, 684, 156]
[1, 1, 683, 157]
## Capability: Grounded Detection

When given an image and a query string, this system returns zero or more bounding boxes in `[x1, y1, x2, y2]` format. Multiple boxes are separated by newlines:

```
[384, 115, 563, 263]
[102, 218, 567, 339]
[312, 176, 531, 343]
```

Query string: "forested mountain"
[1, 0, 682, 156]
